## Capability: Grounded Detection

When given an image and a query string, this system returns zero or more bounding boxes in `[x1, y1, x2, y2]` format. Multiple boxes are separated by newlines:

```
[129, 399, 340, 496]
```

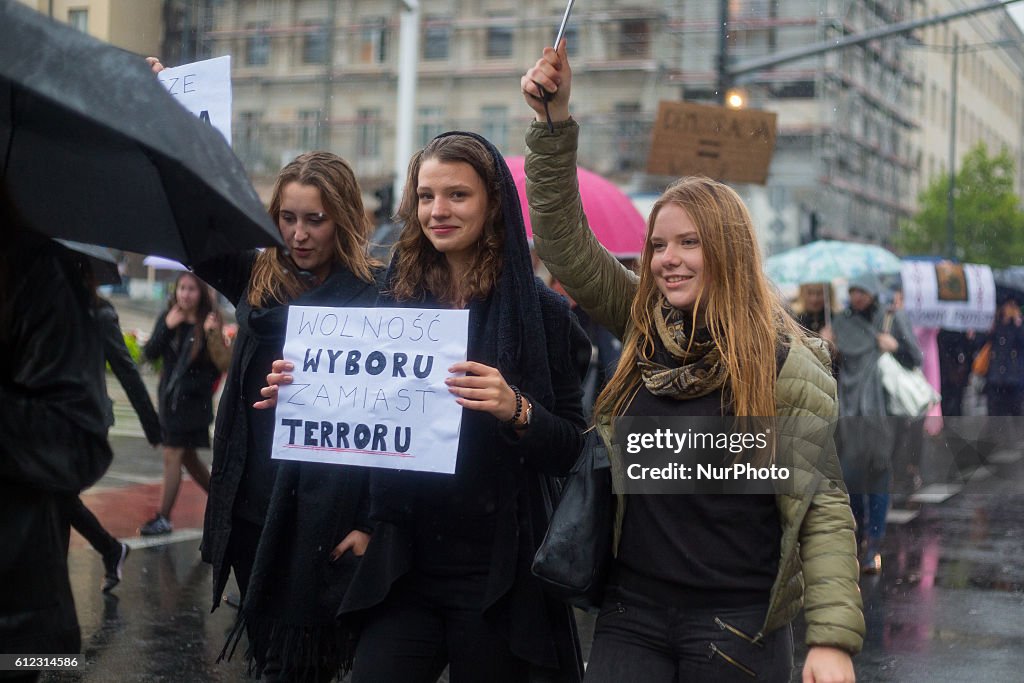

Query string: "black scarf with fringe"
[218, 266, 380, 681]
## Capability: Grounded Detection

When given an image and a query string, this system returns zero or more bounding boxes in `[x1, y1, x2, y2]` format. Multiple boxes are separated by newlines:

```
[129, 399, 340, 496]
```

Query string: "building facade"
[27, 0, 1024, 254]
[17, 0, 163, 56]
[910, 0, 1024, 211]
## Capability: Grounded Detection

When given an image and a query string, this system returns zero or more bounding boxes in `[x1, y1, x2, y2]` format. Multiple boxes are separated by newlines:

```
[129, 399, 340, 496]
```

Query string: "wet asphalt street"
[34, 296, 1024, 682]
[40, 428, 1024, 682]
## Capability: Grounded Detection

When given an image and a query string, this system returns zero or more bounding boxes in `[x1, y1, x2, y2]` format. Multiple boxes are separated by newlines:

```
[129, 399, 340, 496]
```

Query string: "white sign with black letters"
[271, 306, 468, 474]
[157, 56, 232, 144]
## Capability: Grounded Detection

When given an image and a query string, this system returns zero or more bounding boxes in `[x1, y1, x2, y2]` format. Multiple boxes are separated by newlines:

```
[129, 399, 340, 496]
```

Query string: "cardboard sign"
[901, 261, 995, 331]
[157, 56, 232, 144]
[271, 306, 469, 474]
[646, 101, 777, 185]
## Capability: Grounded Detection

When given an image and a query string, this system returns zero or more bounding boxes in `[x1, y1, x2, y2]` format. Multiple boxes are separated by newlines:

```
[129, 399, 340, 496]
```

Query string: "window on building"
[424, 19, 450, 60]
[418, 107, 446, 147]
[360, 18, 388, 64]
[480, 106, 509, 150]
[237, 111, 263, 166]
[563, 25, 579, 57]
[68, 8, 88, 33]
[246, 23, 270, 66]
[619, 20, 650, 58]
[487, 20, 514, 59]
[298, 110, 321, 150]
[303, 21, 329, 64]
[357, 108, 381, 158]
[771, 81, 815, 99]
[614, 102, 643, 171]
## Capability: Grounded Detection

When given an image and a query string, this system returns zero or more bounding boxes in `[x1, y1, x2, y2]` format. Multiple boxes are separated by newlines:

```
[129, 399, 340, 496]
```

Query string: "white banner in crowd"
[271, 306, 469, 474]
[157, 56, 232, 144]
[901, 261, 995, 331]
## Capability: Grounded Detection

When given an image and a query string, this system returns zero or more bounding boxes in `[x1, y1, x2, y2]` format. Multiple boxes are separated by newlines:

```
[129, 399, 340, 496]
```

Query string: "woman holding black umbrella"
[197, 153, 382, 681]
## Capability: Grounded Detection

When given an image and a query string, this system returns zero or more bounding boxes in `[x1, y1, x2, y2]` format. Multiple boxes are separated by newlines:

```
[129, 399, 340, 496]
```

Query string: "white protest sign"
[157, 56, 232, 144]
[272, 306, 469, 474]
[902, 261, 995, 332]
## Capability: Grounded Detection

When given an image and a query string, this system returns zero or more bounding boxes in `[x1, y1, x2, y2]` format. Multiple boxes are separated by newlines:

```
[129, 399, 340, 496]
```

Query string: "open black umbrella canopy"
[55, 239, 121, 286]
[0, 0, 282, 265]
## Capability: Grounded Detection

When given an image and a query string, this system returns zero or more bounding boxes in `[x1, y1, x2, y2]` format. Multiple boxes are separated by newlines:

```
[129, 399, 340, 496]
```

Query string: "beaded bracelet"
[505, 384, 523, 426]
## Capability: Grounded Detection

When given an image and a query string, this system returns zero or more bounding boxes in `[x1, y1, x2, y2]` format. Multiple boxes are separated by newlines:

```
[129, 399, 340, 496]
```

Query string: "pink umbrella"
[504, 156, 647, 258]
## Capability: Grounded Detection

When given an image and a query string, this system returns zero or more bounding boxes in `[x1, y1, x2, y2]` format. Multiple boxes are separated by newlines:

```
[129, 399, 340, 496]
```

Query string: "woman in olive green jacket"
[521, 43, 863, 683]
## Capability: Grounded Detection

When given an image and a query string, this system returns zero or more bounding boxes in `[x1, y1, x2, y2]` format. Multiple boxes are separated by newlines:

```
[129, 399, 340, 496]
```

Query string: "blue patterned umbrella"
[764, 240, 903, 287]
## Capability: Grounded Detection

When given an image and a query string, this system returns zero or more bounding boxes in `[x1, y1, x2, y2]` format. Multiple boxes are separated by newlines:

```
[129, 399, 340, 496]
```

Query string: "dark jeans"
[351, 576, 528, 683]
[585, 587, 792, 683]
[985, 385, 1022, 417]
[61, 496, 118, 557]
[842, 459, 892, 548]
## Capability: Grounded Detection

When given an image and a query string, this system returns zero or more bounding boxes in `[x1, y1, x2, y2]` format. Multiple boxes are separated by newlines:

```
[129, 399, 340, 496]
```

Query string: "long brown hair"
[388, 135, 503, 305]
[593, 176, 803, 422]
[165, 271, 216, 363]
[249, 151, 377, 306]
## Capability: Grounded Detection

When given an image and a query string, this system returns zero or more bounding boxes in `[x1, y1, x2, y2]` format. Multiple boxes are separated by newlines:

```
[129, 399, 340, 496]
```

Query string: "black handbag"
[532, 429, 613, 611]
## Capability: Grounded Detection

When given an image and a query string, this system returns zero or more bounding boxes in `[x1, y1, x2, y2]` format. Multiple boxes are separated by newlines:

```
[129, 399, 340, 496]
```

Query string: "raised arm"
[521, 42, 638, 340]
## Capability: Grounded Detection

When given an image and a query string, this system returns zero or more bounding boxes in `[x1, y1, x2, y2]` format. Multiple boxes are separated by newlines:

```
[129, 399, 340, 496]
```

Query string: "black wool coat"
[195, 252, 381, 610]
[143, 312, 221, 436]
[1, 233, 112, 655]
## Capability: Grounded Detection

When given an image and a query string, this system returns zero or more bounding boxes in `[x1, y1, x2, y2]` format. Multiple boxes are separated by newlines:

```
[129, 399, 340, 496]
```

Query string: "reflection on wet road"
[43, 430, 1024, 682]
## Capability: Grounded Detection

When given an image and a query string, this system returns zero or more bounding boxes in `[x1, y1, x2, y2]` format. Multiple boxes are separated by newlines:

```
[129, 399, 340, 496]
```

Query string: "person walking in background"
[792, 282, 836, 343]
[2, 197, 113, 673]
[936, 329, 979, 417]
[140, 271, 226, 535]
[61, 291, 163, 592]
[832, 272, 922, 574]
[521, 41, 861, 683]
[983, 298, 1024, 417]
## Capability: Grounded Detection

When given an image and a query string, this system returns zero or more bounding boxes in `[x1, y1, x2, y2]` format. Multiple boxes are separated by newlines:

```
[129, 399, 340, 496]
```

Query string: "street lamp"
[394, 0, 420, 204]
[725, 88, 747, 109]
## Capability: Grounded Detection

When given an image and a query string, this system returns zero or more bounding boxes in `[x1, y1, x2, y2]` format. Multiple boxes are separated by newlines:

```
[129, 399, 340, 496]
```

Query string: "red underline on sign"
[283, 444, 414, 458]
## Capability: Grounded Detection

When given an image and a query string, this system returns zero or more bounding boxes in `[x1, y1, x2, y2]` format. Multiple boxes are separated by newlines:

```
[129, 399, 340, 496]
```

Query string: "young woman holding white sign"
[519, 42, 863, 683]
[193, 152, 381, 681]
[145, 56, 380, 680]
[261, 132, 590, 682]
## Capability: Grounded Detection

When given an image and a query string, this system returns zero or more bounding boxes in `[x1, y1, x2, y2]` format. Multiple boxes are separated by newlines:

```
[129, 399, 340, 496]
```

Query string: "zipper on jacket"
[706, 642, 757, 678]
[714, 616, 765, 648]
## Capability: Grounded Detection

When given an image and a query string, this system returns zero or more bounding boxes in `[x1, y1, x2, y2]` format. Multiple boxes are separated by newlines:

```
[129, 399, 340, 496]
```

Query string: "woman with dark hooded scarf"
[261, 132, 589, 683]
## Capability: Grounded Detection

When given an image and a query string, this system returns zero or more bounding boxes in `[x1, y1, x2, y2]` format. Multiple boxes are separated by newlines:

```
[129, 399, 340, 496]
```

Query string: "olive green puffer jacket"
[525, 120, 865, 655]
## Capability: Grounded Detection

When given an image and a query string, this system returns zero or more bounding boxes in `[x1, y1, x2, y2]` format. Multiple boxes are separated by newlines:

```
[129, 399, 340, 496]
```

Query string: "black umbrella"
[0, 0, 282, 265]
[55, 239, 121, 286]
[991, 267, 1024, 307]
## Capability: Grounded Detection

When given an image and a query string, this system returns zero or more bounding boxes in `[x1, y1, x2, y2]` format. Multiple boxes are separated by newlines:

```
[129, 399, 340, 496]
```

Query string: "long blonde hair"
[593, 176, 803, 421]
[388, 135, 503, 305]
[249, 152, 377, 307]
